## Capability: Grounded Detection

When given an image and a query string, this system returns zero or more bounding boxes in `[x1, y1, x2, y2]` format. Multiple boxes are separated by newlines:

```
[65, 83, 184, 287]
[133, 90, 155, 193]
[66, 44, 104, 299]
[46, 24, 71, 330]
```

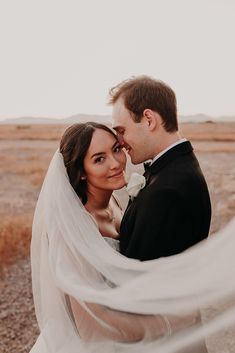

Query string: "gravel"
[0, 258, 39, 353]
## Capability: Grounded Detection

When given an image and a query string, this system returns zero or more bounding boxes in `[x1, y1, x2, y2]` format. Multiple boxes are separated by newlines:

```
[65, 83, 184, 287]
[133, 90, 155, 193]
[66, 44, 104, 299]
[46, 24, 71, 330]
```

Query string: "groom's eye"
[117, 129, 124, 136]
[113, 144, 122, 153]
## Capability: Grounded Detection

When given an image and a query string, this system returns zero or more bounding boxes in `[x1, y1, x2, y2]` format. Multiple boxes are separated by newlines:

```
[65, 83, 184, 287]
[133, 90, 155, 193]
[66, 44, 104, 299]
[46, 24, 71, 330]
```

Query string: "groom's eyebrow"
[113, 126, 124, 134]
[91, 142, 119, 158]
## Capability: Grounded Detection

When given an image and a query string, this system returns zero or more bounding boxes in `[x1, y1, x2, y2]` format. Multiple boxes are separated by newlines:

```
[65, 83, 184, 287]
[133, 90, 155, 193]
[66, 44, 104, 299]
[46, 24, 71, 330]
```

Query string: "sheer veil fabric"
[30, 150, 235, 353]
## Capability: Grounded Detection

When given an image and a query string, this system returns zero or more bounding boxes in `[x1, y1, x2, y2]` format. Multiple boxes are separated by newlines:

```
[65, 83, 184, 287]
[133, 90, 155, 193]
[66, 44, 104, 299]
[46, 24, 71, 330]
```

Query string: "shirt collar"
[150, 138, 187, 165]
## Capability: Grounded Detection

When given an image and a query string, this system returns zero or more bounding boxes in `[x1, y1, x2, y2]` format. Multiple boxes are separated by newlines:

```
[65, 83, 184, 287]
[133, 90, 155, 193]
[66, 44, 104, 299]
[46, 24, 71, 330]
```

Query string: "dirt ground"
[0, 122, 235, 352]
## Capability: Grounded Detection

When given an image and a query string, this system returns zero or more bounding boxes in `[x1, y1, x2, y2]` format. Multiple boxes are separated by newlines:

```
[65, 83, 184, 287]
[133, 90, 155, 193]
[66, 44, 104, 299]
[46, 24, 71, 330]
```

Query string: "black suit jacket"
[120, 141, 211, 261]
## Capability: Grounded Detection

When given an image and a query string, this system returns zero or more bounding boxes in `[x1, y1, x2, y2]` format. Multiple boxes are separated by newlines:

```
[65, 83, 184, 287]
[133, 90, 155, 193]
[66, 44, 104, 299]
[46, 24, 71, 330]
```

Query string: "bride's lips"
[109, 170, 124, 178]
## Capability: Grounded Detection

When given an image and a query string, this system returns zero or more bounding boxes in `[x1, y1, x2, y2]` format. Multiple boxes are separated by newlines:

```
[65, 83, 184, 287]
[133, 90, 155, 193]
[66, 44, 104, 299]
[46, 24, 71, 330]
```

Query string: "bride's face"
[83, 128, 127, 192]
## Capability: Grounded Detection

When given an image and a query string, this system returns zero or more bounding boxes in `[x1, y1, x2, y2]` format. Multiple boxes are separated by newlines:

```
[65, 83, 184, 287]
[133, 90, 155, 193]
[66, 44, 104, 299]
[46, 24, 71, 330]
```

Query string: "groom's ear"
[143, 109, 159, 131]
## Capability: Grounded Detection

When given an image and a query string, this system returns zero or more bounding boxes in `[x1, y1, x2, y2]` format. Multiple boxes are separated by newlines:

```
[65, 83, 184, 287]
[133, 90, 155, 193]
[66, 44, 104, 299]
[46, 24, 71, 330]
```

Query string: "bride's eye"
[94, 156, 105, 164]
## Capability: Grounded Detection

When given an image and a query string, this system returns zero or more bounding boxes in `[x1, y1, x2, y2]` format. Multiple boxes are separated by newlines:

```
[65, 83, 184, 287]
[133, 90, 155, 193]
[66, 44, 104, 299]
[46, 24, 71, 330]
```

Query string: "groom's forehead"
[112, 98, 131, 121]
[112, 120, 126, 133]
[112, 113, 132, 130]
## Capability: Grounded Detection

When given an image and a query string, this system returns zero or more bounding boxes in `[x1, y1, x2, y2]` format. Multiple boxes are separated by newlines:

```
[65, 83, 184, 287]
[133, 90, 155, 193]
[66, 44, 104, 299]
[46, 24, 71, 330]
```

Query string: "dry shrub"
[16, 124, 31, 130]
[0, 214, 33, 269]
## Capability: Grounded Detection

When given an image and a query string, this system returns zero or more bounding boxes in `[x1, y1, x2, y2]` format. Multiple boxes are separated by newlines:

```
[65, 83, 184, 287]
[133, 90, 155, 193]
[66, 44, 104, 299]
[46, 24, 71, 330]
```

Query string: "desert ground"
[0, 122, 235, 352]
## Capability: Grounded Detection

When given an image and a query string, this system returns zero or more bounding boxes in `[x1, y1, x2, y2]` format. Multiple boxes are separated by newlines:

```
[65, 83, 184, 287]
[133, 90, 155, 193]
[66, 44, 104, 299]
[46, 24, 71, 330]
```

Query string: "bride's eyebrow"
[91, 152, 105, 158]
[91, 141, 119, 158]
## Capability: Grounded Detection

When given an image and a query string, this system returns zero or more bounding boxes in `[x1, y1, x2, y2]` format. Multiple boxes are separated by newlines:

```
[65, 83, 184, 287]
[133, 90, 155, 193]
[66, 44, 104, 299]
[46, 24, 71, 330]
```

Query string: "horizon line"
[1, 112, 235, 120]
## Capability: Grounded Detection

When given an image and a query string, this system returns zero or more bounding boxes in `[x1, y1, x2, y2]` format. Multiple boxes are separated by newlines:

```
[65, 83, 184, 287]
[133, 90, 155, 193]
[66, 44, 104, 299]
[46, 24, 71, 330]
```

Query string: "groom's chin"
[130, 157, 143, 165]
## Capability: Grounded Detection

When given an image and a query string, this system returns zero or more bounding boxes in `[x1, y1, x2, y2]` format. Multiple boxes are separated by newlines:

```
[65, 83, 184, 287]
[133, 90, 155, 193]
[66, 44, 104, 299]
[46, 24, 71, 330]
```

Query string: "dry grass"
[179, 121, 235, 141]
[0, 122, 235, 269]
[0, 214, 33, 269]
[0, 151, 49, 186]
[193, 141, 235, 153]
[0, 124, 67, 140]
[0, 121, 235, 141]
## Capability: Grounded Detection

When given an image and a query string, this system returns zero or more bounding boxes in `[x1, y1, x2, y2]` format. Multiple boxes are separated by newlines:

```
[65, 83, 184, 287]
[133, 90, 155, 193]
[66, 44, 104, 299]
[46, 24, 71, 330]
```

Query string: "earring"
[81, 176, 86, 180]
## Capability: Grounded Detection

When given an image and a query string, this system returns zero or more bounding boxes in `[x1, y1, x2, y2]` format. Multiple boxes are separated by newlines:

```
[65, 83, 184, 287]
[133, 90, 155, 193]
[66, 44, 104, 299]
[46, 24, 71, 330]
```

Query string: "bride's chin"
[112, 179, 126, 190]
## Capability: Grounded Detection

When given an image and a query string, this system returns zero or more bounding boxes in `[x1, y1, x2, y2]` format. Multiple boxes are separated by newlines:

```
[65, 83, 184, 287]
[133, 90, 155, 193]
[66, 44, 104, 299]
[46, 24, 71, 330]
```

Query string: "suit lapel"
[144, 141, 193, 182]
[122, 141, 194, 221]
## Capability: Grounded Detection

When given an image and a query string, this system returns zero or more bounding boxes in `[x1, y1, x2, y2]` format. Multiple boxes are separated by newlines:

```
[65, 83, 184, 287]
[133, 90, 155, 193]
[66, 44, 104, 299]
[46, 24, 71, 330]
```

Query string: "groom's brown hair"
[108, 75, 178, 132]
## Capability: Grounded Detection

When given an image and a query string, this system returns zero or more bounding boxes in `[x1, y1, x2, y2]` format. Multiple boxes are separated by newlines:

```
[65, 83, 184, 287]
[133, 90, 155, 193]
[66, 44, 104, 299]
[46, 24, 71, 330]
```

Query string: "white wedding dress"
[104, 237, 120, 252]
[30, 151, 235, 353]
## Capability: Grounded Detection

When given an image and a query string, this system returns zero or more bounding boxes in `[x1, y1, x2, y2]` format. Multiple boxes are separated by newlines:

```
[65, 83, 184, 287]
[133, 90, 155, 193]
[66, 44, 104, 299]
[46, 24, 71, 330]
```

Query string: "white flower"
[126, 172, 146, 200]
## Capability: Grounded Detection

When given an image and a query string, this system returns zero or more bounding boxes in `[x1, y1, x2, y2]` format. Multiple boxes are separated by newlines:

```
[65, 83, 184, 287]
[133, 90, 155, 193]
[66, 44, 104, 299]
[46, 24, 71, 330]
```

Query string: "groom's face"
[112, 98, 151, 164]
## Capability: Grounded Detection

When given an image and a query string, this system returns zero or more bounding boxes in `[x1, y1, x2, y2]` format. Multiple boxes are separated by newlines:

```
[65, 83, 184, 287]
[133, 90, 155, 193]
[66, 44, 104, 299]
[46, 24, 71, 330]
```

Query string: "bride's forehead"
[88, 129, 116, 150]
[91, 129, 116, 143]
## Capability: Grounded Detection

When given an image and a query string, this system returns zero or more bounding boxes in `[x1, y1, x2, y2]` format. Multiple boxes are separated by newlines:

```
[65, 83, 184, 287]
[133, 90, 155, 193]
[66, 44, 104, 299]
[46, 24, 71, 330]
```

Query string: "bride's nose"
[109, 155, 121, 169]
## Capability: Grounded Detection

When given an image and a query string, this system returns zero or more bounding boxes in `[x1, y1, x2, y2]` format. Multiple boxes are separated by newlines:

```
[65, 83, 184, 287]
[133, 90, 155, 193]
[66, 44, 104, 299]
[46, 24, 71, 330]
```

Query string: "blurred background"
[0, 1, 235, 352]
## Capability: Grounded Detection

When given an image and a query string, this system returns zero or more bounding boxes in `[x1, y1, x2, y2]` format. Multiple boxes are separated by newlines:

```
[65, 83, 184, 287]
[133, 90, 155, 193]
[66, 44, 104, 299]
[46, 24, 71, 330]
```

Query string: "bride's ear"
[80, 170, 87, 181]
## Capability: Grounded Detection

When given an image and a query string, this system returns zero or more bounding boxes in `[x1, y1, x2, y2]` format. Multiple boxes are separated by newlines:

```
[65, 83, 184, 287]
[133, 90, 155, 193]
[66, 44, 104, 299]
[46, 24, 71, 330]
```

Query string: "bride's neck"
[85, 187, 113, 212]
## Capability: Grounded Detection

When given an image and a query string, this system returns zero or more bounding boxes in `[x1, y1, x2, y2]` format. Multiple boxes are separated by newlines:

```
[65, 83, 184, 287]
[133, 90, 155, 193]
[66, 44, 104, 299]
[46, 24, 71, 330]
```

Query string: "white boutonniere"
[126, 172, 146, 201]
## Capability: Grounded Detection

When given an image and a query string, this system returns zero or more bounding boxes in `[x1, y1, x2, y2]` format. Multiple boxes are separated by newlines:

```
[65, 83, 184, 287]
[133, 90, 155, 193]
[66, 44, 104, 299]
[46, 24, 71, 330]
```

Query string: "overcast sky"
[0, 0, 234, 120]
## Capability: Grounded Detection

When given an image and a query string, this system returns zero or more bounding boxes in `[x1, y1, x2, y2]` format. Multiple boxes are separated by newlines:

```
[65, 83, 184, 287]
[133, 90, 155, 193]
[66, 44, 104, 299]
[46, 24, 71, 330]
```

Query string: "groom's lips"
[125, 145, 131, 153]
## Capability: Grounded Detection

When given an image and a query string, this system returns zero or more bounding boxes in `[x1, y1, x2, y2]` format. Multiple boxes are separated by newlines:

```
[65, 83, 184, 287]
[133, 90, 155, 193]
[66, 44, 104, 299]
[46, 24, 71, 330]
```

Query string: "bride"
[30, 122, 235, 352]
[60, 122, 126, 250]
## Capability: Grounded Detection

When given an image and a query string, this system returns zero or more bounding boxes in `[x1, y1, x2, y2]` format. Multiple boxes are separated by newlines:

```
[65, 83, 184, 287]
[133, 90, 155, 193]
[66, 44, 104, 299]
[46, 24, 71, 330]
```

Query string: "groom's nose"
[117, 133, 125, 146]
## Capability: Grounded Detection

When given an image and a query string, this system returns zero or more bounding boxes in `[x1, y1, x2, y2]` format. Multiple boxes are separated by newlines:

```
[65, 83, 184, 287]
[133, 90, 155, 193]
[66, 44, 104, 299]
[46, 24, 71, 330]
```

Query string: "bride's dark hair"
[60, 122, 118, 205]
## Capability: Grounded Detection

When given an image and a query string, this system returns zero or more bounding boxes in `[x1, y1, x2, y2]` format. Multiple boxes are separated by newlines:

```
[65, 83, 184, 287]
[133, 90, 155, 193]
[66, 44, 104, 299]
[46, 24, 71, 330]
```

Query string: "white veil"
[30, 150, 235, 353]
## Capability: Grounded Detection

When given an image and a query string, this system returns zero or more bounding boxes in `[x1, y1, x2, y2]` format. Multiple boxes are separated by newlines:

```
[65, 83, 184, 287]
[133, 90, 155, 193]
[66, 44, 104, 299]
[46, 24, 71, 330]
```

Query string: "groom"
[110, 75, 211, 261]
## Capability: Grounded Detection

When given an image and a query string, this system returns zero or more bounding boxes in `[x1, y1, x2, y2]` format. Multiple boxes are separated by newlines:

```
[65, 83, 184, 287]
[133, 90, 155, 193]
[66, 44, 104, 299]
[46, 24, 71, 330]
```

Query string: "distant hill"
[0, 114, 111, 125]
[0, 113, 234, 125]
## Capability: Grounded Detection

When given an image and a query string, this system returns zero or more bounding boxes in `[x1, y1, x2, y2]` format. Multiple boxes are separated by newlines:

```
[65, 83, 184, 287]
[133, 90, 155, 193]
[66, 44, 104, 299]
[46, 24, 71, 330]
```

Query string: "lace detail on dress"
[103, 237, 120, 252]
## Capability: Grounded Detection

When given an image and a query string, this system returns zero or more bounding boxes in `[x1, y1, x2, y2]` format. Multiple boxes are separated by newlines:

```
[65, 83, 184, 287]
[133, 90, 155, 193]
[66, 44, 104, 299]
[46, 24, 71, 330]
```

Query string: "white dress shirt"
[150, 138, 187, 166]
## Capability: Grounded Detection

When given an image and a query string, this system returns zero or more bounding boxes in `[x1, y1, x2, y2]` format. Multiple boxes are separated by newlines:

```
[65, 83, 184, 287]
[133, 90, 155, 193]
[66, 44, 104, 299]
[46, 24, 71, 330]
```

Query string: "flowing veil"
[30, 150, 235, 353]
